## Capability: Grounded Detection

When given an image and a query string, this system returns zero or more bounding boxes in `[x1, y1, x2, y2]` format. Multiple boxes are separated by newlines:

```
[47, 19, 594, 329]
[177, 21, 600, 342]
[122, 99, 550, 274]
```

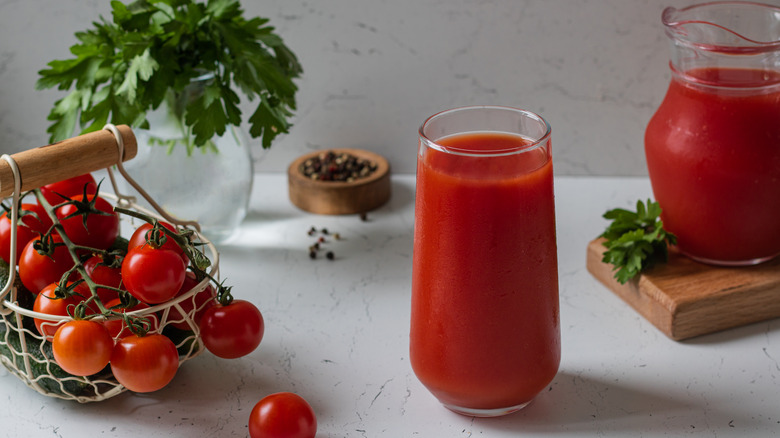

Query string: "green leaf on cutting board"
[600, 199, 677, 284]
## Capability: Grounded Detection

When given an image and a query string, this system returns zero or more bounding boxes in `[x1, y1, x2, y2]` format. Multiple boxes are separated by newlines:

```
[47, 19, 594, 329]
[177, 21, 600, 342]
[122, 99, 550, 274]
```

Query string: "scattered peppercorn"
[306, 226, 347, 261]
[300, 151, 378, 182]
[359, 212, 368, 221]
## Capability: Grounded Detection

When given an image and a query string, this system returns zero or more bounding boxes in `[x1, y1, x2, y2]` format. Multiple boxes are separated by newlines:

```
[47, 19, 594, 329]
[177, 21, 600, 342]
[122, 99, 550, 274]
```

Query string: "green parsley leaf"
[600, 199, 677, 284]
[36, 0, 302, 150]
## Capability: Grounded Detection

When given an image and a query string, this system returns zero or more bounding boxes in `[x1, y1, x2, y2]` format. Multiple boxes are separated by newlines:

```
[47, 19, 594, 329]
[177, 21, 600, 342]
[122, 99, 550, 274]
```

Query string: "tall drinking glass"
[410, 106, 560, 417]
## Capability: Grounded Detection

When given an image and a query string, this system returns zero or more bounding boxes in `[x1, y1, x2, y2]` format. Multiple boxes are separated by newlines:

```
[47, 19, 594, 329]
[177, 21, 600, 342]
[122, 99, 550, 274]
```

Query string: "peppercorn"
[299, 150, 378, 182]
[306, 226, 345, 261]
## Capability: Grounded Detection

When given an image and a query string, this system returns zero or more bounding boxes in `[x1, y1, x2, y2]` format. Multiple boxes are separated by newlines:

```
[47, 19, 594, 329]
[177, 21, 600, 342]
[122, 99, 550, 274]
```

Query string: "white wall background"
[1, 0, 762, 177]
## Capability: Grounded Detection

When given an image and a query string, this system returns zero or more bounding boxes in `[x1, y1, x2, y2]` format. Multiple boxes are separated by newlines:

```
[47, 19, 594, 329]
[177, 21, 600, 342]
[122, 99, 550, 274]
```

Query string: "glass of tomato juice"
[410, 106, 560, 417]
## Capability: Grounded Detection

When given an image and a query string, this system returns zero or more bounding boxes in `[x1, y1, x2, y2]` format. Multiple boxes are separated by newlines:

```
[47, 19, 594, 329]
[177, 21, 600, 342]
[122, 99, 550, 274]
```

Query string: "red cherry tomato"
[110, 333, 179, 393]
[33, 282, 92, 338]
[56, 194, 120, 250]
[248, 392, 317, 438]
[83, 255, 122, 288]
[0, 211, 38, 264]
[200, 299, 264, 359]
[20, 202, 53, 234]
[19, 236, 76, 294]
[166, 272, 216, 330]
[83, 255, 123, 304]
[102, 298, 156, 339]
[122, 246, 186, 304]
[40, 173, 97, 206]
[127, 222, 189, 265]
[52, 319, 113, 376]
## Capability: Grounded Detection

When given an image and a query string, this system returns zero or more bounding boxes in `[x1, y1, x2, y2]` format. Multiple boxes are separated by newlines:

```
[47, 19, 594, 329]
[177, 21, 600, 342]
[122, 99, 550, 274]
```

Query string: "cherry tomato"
[102, 297, 157, 339]
[52, 319, 113, 376]
[166, 272, 216, 330]
[83, 255, 123, 304]
[110, 333, 179, 393]
[40, 173, 97, 206]
[33, 282, 92, 338]
[20, 202, 53, 234]
[0, 211, 38, 264]
[127, 222, 189, 265]
[56, 194, 120, 250]
[248, 392, 317, 438]
[122, 246, 186, 304]
[200, 299, 264, 359]
[19, 236, 76, 294]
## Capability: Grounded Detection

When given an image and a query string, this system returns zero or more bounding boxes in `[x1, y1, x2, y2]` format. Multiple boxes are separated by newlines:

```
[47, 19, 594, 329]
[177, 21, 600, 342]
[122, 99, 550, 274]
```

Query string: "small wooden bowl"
[288, 148, 391, 215]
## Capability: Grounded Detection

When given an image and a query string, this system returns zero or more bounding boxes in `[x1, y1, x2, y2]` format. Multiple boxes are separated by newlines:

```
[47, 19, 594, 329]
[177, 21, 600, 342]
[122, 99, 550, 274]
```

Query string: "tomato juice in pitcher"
[645, 2, 780, 265]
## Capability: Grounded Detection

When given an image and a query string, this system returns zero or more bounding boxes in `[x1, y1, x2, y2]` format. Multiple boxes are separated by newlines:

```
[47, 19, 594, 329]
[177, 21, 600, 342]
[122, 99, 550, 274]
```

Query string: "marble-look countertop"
[1, 174, 778, 437]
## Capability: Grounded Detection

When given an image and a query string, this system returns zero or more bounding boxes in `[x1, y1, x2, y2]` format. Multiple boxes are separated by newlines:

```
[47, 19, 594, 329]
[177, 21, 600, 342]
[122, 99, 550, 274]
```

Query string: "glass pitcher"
[645, 1, 780, 266]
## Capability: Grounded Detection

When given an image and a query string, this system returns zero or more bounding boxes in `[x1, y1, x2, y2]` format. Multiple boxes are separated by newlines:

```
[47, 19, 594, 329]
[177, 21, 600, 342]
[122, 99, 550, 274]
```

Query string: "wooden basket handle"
[0, 125, 137, 198]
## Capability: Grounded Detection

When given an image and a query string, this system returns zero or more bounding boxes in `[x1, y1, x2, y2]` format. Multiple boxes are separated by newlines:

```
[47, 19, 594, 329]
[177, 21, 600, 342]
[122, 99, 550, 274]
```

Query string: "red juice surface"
[645, 67, 780, 263]
[410, 131, 560, 410]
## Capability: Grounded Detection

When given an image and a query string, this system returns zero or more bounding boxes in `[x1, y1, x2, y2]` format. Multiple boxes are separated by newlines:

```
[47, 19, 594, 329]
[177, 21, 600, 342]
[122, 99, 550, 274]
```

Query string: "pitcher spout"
[662, 2, 780, 52]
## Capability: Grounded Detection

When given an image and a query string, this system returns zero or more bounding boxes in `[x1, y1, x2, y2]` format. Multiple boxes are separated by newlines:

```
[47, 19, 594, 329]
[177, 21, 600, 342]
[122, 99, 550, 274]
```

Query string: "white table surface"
[1, 173, 778, 437]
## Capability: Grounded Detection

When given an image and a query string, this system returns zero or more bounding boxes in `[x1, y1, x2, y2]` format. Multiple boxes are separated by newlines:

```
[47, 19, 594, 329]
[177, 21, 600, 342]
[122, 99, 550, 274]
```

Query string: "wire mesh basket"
[0, 124, 220, 402]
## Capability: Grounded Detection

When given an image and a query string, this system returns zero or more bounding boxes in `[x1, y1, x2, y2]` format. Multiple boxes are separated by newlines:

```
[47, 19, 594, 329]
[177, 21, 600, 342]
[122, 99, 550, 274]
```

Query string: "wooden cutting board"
[586, 238, 780, 341]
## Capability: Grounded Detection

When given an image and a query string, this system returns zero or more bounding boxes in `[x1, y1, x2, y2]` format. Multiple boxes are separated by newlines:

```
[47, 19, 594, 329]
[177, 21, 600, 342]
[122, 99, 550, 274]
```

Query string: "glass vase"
[116, 76, 253, 244]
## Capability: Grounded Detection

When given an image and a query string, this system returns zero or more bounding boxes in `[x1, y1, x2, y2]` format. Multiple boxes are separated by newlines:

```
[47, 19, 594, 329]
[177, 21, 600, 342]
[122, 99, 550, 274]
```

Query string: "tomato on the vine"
[102, 297, 156, 339]
[167, 272, 216, 330]
[122, 246, 186, 304]
[110, 333, 179, 393]
[20, 202, 53, 234]
[127, 222, 189, 265]
[56, 194, 120, 250]
[0, 211, 38, 264]
[33, 282, 93, 338]
[52, 319, 113, 376]
[40, 173, 97, 206]
[248, 392, 317, 438]
[19, 236, 76, 294]
[0, 202, 56, 265]
[83, 255, 123, 304]
[200, 299, 264, 359]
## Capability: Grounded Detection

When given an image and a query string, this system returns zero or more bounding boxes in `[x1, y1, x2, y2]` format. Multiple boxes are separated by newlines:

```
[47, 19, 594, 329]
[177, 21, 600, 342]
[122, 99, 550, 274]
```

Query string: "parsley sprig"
[600, 199, 677, 284]
[36, 0, 302, 152]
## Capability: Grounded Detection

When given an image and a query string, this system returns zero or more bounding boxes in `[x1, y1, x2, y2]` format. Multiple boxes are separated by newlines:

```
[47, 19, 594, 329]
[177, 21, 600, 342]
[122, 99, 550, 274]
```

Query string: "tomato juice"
[645, 67, 780, 264]
[411, 127, 560, 415]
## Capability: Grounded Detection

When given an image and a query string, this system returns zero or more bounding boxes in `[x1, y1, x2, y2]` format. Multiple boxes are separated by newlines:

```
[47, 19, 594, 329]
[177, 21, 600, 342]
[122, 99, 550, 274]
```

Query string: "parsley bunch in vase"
[36, 0, 303, 243]
[121, 73, 253, 243]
